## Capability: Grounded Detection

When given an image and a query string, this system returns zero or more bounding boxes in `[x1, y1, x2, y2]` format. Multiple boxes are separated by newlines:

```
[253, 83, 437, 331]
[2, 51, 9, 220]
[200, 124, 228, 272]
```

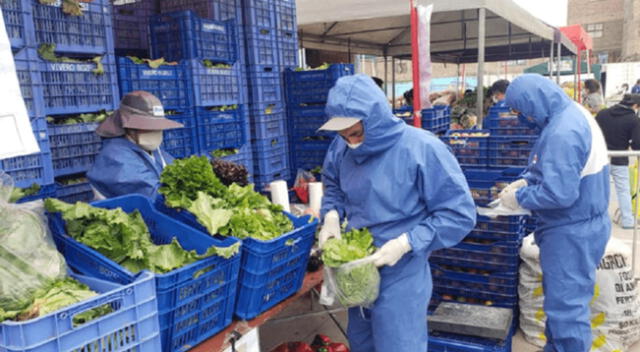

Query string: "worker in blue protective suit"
[317, 74, 477, 352]
[489, 79, 510, 108]
[499, 74, 611, 352]
[87, 91, 183, 199]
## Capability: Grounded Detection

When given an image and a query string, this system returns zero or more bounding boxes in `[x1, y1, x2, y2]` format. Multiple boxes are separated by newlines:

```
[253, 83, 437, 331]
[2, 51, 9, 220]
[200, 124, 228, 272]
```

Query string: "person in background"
[621, 83, 630, 94]
[371, 76, 384, 90]
[403, 88, 413, 106]
[583, 79, 605, 114]
[632, 79, 640, 94]
[500, 74, 610, 352]
[596, 94, 640, 229]
[316, 75, 476, 352]
[489, 79, 510, 107]
[88, 91, 182, 199]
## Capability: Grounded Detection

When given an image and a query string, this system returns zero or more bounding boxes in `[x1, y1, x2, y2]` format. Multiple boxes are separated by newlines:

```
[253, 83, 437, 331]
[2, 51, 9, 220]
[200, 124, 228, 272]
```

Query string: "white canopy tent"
[295, 0, 578, 117]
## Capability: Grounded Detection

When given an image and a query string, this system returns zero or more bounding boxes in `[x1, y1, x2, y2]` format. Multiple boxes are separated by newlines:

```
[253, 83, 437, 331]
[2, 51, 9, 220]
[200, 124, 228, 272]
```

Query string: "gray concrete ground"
[259, 179, 640, 351]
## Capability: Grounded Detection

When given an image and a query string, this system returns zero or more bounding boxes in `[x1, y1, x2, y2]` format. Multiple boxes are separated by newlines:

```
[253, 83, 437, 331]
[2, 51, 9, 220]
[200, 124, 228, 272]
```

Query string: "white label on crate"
[206, 68, 229, 75]
[48, 0, 89, 10]
[152, 106, 164, 117]
[48, 63, 95, 72]
[142, 69, 172, 77]
[202, 23, 225, 33]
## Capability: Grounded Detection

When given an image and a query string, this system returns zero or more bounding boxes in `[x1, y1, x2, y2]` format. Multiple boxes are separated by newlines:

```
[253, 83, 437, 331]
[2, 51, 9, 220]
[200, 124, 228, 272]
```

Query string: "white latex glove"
[371, 234, 412, 267]
[318, 210, 341, 248]
[499, 189, 520, 210]
[499, 179, 527, 197]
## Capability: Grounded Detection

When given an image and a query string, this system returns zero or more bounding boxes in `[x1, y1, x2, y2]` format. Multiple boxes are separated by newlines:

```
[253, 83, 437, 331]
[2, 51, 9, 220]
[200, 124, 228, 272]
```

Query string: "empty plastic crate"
[252, 138, 289, 175]
[253, 167, 290, 191]
[117, 56, 192, 110]
[153, 197, 318, 319]
[428, 318, 515, 352]
[163, 110, 197, 159]
[55, 179, 94, 203]
[488, 136, 538, 168]
[0, 118, 54, 189]
[442, 130, 490, 168]
[48, 122, 101, 177]
[39, 54, 120, 115]
[251, 111, 287, 139]
[48, 195, 241, 352]
[151, 11, 237, 63]
[159, 0, 241, 22]
[32, 0, 115, 54]
[111, 0, 154, 54]
[278, 30, 298, 68]
[247, 70, 283, 102]
[196, 106, 246, 155]
[188, 60, 242, 106]
[275, 0, 296, 31]
[485, 110, 540, 136]
[2, 0, 35, 49]
[0, 271, 161, 352]
[285, 64, 354, 105]
[12, 47, 43, 118]
[243, 0, 276, 28]
[245, 27, 279, 67]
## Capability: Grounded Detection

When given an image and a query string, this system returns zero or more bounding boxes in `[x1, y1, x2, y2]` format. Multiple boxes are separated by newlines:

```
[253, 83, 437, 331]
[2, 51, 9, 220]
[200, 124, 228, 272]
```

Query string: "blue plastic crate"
[475, 215, 524, 232]
[251, 112, 287, 140]
[0, 118, 54, 189]
[243, 0, 276, 28]
[428, 317, 515, 352]
[55, 179, 94, 203]
[163, 110, 198, 159]
[454, 238, 521, 256]
[275, 0, 296, 31]
[112, 0, 153, 53]
[442, 130, 490, 168]
[32, 0, 114, 55]
[117, 56, 192, 110]
[252, 139, 289, 175]
[216, 142, 254, 175]
[47, 122, 101, 177]
[0, 271, 161, 352]
[38, 54, 120, 115]
[247, 70, 283, 103]
[159, 0, 242, 22]
[285, 64, 354, 105]
[253, 167, 291, 191]
[150, 11, 237, 63]
[12, 47, 43, 119]
[431, 262, 517, 288]
[485, 111, 539, 136]
[153, 197, 318, 319]
[430, 248, 520, 273]
[466, 228, 523, 242]
[48, 195, 241, 352]
[290, 142, 330, 172]
[196, 106, 246, 155]
[432, 284, 518, 308]
[3, 0, 35, 49]
[188, 60, 242, 107]
[288, 105, 326, 120]
[245, 27, 279, 67]
[488, 136, 538, 168]
[277, 29, 298, 68]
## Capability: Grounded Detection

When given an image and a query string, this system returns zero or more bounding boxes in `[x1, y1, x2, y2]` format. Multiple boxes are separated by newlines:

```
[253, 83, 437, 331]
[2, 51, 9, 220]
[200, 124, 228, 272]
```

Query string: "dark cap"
[620, 94, 640, 106]
[96, 91, 183, 138]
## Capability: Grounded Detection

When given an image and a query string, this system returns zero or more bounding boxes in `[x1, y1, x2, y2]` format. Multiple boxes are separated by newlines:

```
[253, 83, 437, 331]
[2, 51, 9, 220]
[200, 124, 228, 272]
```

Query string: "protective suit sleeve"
[89, 149, 159, 199]
[516, 130, 588, 210]
[407, 142, 477, 253]
[320, 143, 346, 219]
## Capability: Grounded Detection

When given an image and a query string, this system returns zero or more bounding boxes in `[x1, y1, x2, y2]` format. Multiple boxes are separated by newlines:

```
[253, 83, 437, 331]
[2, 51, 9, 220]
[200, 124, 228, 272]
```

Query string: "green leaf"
[187, 192, 233, 235]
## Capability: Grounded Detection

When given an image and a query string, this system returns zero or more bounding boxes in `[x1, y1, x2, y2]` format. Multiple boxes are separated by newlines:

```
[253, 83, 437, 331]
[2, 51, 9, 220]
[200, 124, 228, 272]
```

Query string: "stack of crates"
[285, 64, 355, 180]
[429, 168, 525, 350]
[111, 0, 155, 57]
[393, 105, 452, 134]
[441, 130, 491, 169]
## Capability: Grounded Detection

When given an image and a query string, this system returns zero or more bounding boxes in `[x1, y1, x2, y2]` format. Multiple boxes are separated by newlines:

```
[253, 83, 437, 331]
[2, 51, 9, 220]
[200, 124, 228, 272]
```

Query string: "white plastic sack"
[519, 236, 640, 351]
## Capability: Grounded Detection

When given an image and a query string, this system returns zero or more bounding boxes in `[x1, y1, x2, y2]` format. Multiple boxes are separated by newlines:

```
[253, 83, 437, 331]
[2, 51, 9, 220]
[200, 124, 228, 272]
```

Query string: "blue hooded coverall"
[87, 137, 174, 199]
[505, 74, 611, 352]
[320, 75, 477, 352]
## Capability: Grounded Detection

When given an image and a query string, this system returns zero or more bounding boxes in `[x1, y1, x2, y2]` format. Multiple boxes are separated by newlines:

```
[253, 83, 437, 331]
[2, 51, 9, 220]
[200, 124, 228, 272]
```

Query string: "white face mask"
[492, 96, 499, 104]
[137, 131, 163, 151]
[347, 142, 363, 149]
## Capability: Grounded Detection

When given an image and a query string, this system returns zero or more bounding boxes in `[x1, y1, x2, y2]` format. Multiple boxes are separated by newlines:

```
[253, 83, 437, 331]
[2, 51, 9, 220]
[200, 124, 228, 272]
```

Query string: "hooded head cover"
[96, 91, 183, 138]
[505, 74, 573, 129]
[324, 74, 405, 162]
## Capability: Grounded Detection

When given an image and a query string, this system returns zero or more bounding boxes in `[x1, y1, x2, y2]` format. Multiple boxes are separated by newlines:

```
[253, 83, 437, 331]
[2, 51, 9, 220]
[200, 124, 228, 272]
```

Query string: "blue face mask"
[518, 113, 538, 129]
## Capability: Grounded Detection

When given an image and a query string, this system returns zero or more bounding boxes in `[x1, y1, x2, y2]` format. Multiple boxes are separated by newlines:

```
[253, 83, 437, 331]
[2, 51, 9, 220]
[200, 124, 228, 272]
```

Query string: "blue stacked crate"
[13, 47, 44, 119]
[3, 0, 36, 51]
[275, 0, 298, 69]
[441, 130, 490, 169]
[111, 0, 155, 57]
[393, 105, 452, 133]
[55, 176, 95, 203]
[47, 121, 102, 177]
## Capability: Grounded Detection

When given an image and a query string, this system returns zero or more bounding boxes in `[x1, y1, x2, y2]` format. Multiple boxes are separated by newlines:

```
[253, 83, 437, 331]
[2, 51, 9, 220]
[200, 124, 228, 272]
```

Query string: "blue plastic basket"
[196, 106, 246, 155]
[38, 54, 120, 115]
[3, 0, 35, 49]
[251, 112, 287, 140]
[431, 262, 517, 287]
[475, 215, 524, 233]
[432, 284, 518, 308]
[150, 11, 237, 63]
[0, 270, 161, 352]
[442, 130, 490, 168]
[12, 47, 43, 119]
[253, 167, 291, 191]
[430, 249, 520, 273]
[428, 317, 515, 352]
[32, 0, 114, 55]
[48, 195, 241, 352]
[245, 27, 279, 67]
[47, 122, 101, 177]
[188, 61, 242, 107]
[488, 136, 538, 168]
[277, 29, 299, 68]
[252, 138, 289, 175]
[243, 0, 276, 28]
[111, 0, 153, 53]
[290, 142, 331, 172]
[275, 0, 296, 31]
[55, 179, 95, 203]
[159, 0, 214, 18]
[153, 197, 318, 319]
[285, 64, 354, 105]
[117, 57, 193, 111]
[163, 110, 198, 159]
[247, 70, 283, 102]
[485, 111, 540, 136]
[0, 118, 54, 189]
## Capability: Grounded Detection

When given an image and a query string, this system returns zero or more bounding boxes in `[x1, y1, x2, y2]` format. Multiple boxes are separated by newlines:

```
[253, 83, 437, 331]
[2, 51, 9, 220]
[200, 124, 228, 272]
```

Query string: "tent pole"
[384, 55, 389, 99]
[392, 57, 397, 108]
[477, 8, 486, 124]
[556, 39, 562, 83]
[410, 0, 422, 128]
[549, 39, 555, 79]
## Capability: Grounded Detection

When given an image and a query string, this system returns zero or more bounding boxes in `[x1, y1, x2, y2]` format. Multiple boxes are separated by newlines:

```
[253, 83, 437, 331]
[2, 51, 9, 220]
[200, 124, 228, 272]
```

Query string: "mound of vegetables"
[44, 198, 240, 274]
[321, 228, 380, 307]
[159, 156, 293, 240]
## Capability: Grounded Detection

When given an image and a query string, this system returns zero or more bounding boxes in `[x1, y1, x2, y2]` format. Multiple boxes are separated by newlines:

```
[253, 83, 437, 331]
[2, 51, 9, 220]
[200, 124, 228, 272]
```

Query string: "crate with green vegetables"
[154, 155, 319, 319]
[45, 194, 241, 352]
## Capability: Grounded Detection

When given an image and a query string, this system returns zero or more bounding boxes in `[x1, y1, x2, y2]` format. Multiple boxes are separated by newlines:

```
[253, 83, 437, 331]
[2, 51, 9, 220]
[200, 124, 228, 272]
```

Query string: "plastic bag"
[320, 257, 380, 308]
[0, 172, 67, 318]
[292, 169, 317, 204]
